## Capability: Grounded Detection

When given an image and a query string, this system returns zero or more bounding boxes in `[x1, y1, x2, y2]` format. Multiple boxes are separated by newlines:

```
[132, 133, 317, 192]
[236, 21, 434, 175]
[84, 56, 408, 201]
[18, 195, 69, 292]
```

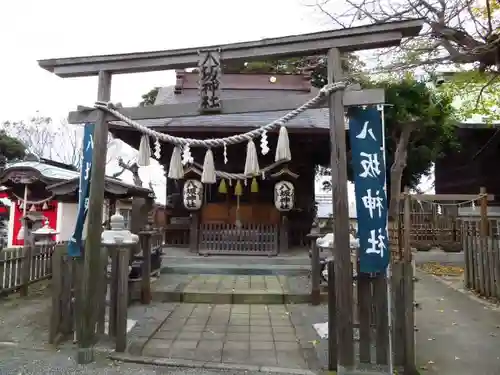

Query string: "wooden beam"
[39, 20, 423, 78]
[405, 194, 495, 201]
[68, 88, 385, 124]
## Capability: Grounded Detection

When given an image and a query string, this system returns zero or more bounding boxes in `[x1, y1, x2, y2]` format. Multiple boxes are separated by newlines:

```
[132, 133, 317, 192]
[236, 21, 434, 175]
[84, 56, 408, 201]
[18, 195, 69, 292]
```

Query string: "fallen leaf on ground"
[418, 262, 464, 276]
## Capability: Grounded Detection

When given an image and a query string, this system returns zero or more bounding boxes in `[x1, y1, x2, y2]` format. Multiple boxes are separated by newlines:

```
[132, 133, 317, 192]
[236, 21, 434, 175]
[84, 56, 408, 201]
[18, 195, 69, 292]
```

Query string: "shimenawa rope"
[94, 81, 348, 148]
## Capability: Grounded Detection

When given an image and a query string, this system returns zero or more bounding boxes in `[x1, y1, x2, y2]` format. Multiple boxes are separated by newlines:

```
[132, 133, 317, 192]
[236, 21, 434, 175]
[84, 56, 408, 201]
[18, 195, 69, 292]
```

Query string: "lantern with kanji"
[274, 181, 294, 211]
[182, 179, 203, 210]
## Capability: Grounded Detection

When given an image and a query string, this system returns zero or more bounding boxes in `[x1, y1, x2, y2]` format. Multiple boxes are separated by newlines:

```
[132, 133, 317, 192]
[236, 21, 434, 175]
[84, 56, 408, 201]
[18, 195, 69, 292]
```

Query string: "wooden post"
[49, 244, 64, 344]
[190, 212, 200, 253]
[19, 222, 33, 297]
[139, 230, 153, 304]
[96, 246, 108, 335]
[279, 214, 289, 254]
[115, 246, 130, 353]
[480, 187, 488, 235]
[479, 187, 492, 297]
[402, 187, 416, 373]
[77, 70, 112, 364]
[327, 260, 337, 371]
[327, 47, 354, 369]
[108, 248, 118, 337]
[403, 187, 411, 262]
[307, 233, 321, 306]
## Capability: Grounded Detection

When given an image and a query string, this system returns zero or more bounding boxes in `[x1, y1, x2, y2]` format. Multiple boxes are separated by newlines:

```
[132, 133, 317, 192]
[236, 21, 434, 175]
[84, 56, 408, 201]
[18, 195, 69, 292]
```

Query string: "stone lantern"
[102, 212, 139, 245]
[32, 219, 58, 245]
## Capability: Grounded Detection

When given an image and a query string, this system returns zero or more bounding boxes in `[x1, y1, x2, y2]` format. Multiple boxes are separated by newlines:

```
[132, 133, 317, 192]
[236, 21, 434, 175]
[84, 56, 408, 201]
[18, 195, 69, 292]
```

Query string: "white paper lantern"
[274, 181, 295, 211]
[182, 179, 203, 211]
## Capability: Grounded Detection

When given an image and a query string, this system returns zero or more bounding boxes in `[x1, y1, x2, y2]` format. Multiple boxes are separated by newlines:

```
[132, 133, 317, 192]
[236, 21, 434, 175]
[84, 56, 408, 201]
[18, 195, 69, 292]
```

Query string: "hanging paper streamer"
[154, 138, 161, 159]
[275, 126, 291, 162]
[260, 130, 269, 155]
[201, 149, 216, 184]
[218, 179, 228, 194]
[182, 144, 193, 165]
[244, 140, 260, 176]
[168, 146, 184, 179]
[137, 135, 151, 166]
[42, 202, 49, 210]
[251, 177, 259, 193]
[29, 204, 36, 212]
[234, 180, 243, 196]
[223, 143, 228, 164]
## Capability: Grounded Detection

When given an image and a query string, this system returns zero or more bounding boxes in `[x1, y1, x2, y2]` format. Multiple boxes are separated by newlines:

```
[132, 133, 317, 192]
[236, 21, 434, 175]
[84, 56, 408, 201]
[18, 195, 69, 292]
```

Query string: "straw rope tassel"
[251, 177, 259, 193]
[137, 135, 151, 166]
[244, 139, 260, 176]
[275, 126, 291, 162]
[218, 179, 228, 194]
[201, 148, 216, 184]
[234, 180, 243, 196]
[168, 146, 184, 179]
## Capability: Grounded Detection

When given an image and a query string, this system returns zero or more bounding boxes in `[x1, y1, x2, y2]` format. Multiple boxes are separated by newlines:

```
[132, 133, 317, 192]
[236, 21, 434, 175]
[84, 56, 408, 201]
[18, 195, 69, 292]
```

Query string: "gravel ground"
[0, 346, 300, 375]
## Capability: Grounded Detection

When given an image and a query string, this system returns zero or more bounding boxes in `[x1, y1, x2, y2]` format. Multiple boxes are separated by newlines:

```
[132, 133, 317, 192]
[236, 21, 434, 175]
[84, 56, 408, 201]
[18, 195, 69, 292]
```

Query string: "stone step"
[160, 263, 310, 276]
[149, 273, 327, 305]
[151, 289, 327, 304]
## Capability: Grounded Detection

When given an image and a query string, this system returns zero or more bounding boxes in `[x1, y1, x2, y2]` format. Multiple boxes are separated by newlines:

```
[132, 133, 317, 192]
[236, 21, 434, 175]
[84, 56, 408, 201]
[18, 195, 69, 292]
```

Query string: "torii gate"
[38, 18, 423, 368]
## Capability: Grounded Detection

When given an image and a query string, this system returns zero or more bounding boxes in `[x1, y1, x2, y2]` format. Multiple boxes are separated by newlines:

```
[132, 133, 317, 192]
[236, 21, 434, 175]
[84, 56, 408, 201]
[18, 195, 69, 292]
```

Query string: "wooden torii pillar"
[38, 19, 423, 366]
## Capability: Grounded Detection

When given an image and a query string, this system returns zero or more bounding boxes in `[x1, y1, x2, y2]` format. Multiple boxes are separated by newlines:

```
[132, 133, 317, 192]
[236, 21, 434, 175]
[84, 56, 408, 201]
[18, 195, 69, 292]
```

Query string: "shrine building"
[0, 156, 157, 247]
[110, 71, 339, 256]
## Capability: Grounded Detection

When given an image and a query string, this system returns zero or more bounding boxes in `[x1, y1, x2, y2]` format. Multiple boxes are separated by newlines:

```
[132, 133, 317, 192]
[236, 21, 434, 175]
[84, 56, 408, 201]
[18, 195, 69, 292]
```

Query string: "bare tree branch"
[312, 0, 500, 74]
[112, 157, 142, 187]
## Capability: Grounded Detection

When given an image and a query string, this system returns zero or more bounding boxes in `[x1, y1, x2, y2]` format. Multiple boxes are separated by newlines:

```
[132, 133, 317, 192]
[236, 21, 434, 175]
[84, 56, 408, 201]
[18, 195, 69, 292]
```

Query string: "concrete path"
[415, 271, 500, 375]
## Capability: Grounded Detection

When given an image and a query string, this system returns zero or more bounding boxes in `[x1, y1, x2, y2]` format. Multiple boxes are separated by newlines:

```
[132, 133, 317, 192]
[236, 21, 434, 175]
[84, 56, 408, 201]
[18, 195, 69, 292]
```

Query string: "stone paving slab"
[135, 303, 311, 371]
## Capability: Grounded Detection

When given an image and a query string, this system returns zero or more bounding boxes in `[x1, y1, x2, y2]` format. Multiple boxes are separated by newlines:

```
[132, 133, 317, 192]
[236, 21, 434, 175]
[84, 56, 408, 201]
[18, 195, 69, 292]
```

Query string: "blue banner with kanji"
[349, 107, 389, 274]
[67, 123, 94, 256]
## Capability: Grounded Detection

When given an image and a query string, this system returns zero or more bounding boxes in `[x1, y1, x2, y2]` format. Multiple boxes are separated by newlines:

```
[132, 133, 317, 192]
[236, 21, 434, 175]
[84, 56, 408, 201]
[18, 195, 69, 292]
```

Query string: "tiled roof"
[110, 86, 334, 131]
[5, 160, 80, 181]
[3, 160, 151, 193]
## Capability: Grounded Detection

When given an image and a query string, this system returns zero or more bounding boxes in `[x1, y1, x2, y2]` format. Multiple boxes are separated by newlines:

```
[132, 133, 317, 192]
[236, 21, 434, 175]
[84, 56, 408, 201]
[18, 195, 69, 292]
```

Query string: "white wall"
[7, 200, 15, 247]
[56, 202, 79, 242]
[7, 199, 134, 245]
[56, 200, 131, 242]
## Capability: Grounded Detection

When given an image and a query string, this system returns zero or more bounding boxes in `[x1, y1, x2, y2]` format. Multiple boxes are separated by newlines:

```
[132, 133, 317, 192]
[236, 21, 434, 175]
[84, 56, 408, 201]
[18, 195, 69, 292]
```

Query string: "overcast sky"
[0, 0, 325, 121]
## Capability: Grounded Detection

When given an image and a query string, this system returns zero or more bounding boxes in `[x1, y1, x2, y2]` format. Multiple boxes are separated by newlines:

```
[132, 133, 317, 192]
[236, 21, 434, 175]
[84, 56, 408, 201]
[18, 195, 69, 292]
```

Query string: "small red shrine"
[0, 155, 154, 247]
